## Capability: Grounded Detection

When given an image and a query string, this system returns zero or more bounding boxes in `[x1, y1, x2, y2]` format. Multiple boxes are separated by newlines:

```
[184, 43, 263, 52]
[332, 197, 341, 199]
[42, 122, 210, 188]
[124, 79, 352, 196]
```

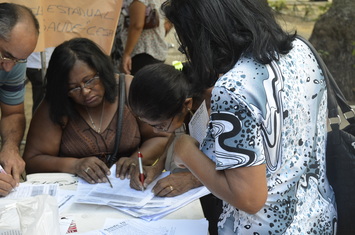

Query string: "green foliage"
[303, 4, 314, 19]
[318, 3, 332, 16]
[268, 0, 287, 13]
[318, 49, 330, 58]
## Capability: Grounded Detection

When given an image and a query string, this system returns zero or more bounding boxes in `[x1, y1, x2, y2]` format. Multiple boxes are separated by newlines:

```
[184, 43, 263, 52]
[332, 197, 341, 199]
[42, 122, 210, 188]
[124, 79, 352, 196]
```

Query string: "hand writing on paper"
[0, 165, 16, 196]
[0, 149, 25, 185]
[130, 164, 161, 191]
[74, 157, 110, 184]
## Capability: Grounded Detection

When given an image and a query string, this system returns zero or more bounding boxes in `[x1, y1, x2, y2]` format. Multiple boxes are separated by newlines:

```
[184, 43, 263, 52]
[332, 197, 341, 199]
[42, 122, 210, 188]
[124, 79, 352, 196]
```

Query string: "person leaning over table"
[0, 3, 39, 196]
[23, 37, 169, 184]
[156, 0, 336, 234]
[128, 63, 222, 235]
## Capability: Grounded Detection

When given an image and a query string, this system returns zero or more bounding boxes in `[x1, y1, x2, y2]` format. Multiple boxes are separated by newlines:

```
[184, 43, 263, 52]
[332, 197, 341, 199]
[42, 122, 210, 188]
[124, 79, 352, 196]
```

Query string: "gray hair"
[0, 3, 39, 41]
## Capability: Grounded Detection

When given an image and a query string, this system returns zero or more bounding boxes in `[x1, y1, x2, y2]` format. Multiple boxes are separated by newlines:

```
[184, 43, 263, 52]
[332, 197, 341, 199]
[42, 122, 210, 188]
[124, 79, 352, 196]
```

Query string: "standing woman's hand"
[121, 53, 132, 74]
[121, 0, 146, 74]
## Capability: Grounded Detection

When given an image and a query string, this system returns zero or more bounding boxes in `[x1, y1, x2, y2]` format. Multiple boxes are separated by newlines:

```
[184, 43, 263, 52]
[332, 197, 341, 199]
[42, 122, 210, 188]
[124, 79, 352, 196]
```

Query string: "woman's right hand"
[130, 164, 162, 191]
[74, 157, 111, 184]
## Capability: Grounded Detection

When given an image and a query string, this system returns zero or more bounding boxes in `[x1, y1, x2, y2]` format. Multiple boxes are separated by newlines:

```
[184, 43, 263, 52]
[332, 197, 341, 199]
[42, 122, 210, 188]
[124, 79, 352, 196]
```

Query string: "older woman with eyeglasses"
[23, 38, 169, 184]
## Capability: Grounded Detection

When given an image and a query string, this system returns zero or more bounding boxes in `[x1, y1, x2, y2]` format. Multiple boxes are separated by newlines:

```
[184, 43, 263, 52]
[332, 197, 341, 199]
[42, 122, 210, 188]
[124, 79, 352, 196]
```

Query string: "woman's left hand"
[152, 172, 202, 197]
[115, 157, 138, 179]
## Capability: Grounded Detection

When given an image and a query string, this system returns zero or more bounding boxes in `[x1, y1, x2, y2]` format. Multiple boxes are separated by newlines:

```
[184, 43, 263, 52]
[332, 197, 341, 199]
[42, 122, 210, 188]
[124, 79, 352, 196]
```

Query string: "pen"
[105, 175, 113, 188]
[0, 164, 16, 191]
[0, 164, 6, 174]
[138, 151, 145, 191]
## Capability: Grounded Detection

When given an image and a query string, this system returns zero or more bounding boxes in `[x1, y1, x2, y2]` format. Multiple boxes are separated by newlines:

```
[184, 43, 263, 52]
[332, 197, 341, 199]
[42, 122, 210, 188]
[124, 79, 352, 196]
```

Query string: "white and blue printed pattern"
[200, 39, 337, 234]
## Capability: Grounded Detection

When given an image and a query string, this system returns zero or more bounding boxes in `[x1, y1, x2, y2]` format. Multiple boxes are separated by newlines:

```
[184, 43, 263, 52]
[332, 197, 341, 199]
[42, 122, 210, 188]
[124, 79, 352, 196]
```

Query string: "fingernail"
[107, 171, 111, 175]
[102, 178, 107, 183]
[97, 179, 102, 183]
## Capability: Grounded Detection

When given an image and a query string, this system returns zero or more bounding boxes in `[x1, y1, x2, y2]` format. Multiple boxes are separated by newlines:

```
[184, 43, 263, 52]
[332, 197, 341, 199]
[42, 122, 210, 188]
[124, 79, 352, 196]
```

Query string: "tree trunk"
[309, 0, 355, 103]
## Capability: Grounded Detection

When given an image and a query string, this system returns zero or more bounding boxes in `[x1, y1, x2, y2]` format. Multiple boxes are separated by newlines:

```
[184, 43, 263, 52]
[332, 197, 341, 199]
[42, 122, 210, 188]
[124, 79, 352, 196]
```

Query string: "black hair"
[45, 37, 117, 126]
[128, 63, 193, 121]
[161, 0, 296, 91]
[0, 3, 39, 41]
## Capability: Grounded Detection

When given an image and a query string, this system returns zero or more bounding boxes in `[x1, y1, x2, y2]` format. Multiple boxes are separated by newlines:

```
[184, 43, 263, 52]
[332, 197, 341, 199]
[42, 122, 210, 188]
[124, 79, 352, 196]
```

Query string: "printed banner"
[1, 0, 123, 54]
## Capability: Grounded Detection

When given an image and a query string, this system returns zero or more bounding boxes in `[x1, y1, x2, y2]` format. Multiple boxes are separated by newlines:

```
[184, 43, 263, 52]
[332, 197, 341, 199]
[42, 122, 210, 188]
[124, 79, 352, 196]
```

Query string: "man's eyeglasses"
[0, 51, 27, 64]
[68, 74, 100, 96]
[149, 115, 175, 132]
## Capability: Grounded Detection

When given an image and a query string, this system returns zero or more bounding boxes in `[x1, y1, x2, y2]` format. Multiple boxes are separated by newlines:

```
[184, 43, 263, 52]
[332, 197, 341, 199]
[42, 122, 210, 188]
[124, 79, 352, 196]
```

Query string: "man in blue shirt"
[0, 3, 39, 196]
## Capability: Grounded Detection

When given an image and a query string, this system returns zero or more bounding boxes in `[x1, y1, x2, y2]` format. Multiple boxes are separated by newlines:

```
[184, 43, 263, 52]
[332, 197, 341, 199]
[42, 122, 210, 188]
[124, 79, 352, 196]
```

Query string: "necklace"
[85, 99, 105, 133]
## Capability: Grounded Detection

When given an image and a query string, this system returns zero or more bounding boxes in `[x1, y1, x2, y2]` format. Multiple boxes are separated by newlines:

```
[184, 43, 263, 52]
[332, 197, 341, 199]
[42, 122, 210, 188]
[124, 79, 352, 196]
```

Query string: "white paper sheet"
[76, 218, 209, 235]
[75, 166, 169, 208]
[3, 183, 58, 200]
[188, 100, 209, 145]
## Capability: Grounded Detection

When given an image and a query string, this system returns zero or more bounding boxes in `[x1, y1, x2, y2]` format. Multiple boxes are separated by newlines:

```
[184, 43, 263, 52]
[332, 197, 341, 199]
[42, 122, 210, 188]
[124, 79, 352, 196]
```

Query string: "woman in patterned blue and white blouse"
[138, 0, 337, 234]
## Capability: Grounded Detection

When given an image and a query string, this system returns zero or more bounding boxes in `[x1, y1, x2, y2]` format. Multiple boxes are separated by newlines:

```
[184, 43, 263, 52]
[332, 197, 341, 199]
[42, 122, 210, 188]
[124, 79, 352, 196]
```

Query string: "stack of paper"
[74, 166, 210, 221]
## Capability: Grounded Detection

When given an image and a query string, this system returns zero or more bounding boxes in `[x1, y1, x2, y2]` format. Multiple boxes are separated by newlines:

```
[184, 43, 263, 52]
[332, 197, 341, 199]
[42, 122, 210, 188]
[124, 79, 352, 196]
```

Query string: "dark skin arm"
[23, 101, 111, 184]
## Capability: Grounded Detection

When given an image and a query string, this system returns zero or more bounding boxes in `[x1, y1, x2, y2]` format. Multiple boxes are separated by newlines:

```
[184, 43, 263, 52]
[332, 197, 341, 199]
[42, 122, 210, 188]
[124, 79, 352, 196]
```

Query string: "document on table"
[3, 183, 58, 200]
[74, 164, 211, 221]
[115, 186, 210, 221]
[76, 218, 209, 235]
[75, 165, 169, 208]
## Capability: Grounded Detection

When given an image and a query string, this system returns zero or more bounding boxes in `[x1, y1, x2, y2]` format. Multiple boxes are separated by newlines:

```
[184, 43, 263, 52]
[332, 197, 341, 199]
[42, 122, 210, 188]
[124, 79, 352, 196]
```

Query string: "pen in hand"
[105, 174, 113, 188]
[0, 164, 16, 191]
[138, 151, 145, 191]
[0, 164, 6, 174]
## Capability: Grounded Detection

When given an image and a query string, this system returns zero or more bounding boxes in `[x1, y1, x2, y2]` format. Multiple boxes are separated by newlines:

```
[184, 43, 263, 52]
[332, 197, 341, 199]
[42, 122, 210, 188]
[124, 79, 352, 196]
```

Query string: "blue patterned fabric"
[201, 38, 337, 234]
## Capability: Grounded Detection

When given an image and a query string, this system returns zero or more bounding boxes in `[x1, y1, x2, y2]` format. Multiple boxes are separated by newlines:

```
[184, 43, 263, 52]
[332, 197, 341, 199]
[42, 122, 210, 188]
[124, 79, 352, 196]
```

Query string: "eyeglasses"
[174, 33, 186, 55]
[149, 115, 175, 132]
[68, 74, 100, 96]
[0, 51, 27, 64]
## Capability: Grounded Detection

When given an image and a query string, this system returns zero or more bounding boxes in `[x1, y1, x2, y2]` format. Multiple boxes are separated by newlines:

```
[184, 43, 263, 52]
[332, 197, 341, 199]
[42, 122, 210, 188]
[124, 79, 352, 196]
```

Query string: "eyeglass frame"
[174, 32, 187, 55]
[67, 74, 100, 96]
[148, 115, 175, 132]
[0, 51, 27, 64]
